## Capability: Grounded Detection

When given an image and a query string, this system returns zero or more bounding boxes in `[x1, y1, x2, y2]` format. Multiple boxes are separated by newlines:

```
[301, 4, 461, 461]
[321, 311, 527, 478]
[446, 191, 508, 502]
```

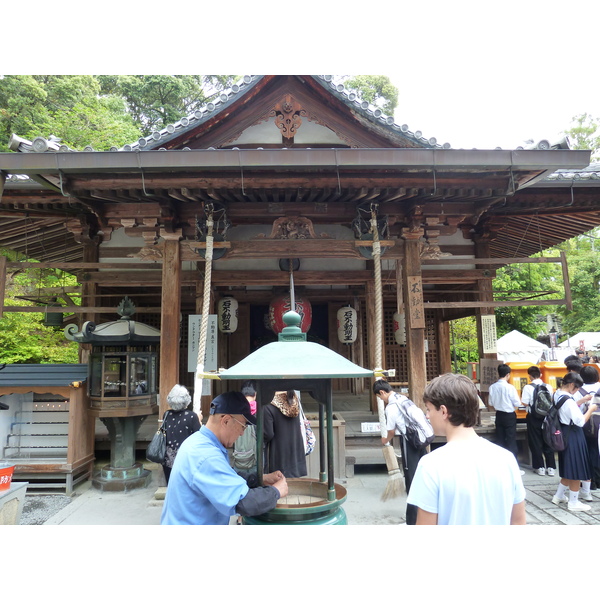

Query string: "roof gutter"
[0, 148, 591, 176]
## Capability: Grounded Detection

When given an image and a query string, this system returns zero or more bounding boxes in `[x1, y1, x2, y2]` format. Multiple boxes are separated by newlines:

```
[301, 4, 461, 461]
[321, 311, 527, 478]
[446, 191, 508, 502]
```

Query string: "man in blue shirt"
[161, 391, 288, 525]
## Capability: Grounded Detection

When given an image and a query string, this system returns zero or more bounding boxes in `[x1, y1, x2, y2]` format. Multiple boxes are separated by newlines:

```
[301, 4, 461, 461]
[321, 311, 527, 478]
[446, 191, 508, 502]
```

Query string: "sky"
[5, 2, 599, 153]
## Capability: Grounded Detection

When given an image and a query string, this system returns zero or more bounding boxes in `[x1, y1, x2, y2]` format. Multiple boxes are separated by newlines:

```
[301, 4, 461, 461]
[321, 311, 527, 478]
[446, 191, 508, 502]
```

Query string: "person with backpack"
[574, 366, 600, 492]
[520, 366, 556, 476]
[373, 379, 434, 525]
[550, 372, 598, 512]
[231, 381, 258, 480]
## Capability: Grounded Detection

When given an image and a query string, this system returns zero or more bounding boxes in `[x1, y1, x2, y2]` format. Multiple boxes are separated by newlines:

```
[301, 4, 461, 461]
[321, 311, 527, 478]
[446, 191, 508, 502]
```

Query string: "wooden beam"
[424, 299, 568, 308]
[421, 256, 565, 266]
[2, 305, 162, 314]
[6, 261, 162, 270]
[560, 250, 572, 311]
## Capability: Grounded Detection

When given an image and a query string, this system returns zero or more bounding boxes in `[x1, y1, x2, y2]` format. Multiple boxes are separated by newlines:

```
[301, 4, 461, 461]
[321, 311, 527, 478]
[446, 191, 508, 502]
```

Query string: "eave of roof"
[0, 364, 88, 390]
[0, 147, 591, 177]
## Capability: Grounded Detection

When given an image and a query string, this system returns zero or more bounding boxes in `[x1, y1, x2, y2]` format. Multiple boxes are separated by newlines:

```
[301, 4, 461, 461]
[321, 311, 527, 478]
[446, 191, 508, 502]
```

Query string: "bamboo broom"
[370, 207, 405, 501]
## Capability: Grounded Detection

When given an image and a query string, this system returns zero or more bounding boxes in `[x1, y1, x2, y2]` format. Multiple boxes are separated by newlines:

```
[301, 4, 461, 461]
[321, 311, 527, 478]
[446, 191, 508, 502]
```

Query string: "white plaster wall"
[224, 117, 345, 147]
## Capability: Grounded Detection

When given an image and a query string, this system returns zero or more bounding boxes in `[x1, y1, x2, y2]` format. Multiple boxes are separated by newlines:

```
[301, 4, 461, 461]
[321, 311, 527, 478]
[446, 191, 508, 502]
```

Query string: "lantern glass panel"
[90, 354, 103, 397]
[103, 355, 127, 397]
[129, 354, 150, 396]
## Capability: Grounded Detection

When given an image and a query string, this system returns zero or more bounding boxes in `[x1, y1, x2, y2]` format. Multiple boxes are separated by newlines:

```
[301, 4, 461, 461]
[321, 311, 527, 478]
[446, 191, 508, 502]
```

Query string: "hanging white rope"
[371, 206, 405, 500]
[193, 208, 214, 414]
[371, 208, 383, 372]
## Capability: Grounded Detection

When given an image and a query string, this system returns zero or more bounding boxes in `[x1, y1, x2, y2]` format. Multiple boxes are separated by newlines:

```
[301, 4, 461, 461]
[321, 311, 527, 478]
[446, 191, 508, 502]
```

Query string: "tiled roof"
[0, 364, 88, 389]
[543, 162, 600, 182]
[8, 76, 453, 154]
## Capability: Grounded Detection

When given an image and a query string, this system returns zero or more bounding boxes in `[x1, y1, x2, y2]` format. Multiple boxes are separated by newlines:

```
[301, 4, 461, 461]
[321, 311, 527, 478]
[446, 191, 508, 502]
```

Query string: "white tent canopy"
[496, 330, 549, 364]
[558, 332, 600, 353]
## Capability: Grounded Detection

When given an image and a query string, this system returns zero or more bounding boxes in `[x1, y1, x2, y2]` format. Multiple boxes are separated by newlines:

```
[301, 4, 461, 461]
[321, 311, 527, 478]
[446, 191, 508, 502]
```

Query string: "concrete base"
[0, 482, 28, 525]
[91, 463, 152, 492]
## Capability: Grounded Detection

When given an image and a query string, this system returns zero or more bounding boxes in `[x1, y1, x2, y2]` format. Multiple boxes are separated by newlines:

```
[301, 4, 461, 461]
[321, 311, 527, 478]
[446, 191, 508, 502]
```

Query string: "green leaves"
[563, 113, 600, 158]
[341, 75, 399, 115]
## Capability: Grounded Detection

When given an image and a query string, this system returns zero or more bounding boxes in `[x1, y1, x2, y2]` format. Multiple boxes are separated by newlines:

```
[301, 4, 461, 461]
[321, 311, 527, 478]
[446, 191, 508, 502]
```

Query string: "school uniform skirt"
[558, 424, 591, 481]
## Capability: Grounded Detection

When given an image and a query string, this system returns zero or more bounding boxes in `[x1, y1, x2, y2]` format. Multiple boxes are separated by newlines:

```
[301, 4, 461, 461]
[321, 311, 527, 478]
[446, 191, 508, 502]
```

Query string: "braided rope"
[193, 212, 214, 413]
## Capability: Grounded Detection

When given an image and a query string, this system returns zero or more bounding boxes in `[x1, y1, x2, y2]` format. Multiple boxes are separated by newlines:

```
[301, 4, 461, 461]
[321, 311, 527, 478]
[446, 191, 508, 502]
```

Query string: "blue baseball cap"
[209, 391, 257, 425]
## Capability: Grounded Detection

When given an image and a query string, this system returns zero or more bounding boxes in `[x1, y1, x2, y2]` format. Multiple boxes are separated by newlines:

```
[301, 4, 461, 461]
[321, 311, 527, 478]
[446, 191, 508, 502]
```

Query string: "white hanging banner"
[188, 315, 218, 394]
[481, 314, 498, 354]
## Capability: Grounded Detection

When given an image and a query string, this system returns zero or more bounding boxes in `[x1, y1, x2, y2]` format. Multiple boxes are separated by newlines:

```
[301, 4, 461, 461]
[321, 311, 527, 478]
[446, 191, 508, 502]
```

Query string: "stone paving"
[521, 469, 600, 525]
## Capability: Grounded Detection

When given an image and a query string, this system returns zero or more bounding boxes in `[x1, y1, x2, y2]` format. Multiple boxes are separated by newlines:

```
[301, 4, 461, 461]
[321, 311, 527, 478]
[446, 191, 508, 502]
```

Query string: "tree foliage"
[0, 75, 141, 151]
[450, 316, 479, 374]
[554, 230, 600, 337]
[0, 74, 237, 151]
[492, 255, 563, 338]
[563, 113, 600, 159]
[0, 249, 80, 364]
[340, 75, 399, 115]
[97, 75, 237, 136]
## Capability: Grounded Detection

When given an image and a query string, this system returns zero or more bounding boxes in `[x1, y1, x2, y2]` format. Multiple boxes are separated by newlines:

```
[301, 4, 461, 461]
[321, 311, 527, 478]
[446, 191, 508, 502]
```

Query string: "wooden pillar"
[474, 238, 496, 406]
[159, 235, 182, 416]
[437, 318, 452, 375]
[79, 241, 99, 365]
[402, 230, 427, 409]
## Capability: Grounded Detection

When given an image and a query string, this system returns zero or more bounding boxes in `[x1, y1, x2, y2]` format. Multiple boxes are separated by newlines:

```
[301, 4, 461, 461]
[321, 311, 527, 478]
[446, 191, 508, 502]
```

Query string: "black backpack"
[531, 384, 553, 418]
[542, 395, 570, 452]
[399, 398, 435, 450]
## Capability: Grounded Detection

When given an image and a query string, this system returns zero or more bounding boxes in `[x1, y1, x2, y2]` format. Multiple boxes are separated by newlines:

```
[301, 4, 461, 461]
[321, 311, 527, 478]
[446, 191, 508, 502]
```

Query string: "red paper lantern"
[268, 295, 312, 334]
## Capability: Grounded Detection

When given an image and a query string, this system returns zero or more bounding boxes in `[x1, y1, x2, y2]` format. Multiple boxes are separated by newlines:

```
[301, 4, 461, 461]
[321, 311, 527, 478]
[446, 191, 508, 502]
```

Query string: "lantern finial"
[278, 311, 306, 342]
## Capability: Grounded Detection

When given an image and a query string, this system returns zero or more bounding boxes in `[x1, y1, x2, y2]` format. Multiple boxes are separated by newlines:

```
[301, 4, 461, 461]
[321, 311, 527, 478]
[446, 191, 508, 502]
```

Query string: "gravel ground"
[20, 494, 73, 525]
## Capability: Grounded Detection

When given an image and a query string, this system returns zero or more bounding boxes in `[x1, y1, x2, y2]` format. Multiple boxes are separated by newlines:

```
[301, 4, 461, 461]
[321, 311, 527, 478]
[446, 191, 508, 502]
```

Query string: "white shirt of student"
[553, 391, 585, 427]
[488, 378, 521, 413]
[520, 378, 552, 414]
[406, 436, 526, 525]
[385, 392, 433, 443]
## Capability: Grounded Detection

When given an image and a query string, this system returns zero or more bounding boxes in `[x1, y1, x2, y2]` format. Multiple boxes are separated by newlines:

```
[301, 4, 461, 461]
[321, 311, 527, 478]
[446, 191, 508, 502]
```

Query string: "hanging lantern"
[269, 295, 312, 334]
[337, 306, 357, 344]
[43, 301, 63, 328]
[393, 312, 406, 345]
[217, 296, 239, 333]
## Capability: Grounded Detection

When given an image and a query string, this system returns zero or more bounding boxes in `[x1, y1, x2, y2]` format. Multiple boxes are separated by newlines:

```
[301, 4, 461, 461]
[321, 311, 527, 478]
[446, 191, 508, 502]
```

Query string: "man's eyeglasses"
[230, 415, 249, 431]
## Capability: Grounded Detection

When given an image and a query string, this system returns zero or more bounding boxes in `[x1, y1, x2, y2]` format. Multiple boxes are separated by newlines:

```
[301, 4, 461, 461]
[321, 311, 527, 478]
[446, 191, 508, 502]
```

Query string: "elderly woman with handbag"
[161, 384, 201, 484]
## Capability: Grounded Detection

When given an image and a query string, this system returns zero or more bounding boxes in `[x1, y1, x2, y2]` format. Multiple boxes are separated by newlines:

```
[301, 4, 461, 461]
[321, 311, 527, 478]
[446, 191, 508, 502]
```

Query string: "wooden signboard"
[481, 314, 498, 354]
[407, 275, 425, 329]
[188, 315, 218, 395]
[479, 358, 503, 392]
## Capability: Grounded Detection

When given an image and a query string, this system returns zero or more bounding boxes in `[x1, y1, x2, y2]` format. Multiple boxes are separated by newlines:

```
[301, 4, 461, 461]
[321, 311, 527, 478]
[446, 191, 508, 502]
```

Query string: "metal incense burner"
[219, 309, 373, 525]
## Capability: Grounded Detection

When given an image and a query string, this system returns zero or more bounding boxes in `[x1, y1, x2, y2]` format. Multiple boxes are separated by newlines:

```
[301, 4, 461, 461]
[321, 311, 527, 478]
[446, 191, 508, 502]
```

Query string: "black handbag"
[146, 411, 169, 463]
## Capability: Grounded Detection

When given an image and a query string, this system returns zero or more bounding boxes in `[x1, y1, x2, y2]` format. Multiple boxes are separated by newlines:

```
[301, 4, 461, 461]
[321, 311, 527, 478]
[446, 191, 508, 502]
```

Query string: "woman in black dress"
[263, 390, 307, 478]
[162, 384, 201, 484]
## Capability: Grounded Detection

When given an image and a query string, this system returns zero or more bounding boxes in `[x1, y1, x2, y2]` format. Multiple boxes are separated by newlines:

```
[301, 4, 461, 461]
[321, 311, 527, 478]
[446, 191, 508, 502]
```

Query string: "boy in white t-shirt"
[407, 373, 526, 525]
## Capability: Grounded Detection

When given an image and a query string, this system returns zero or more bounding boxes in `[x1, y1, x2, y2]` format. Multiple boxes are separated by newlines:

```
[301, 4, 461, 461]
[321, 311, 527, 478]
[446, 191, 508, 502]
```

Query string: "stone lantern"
[65, 297, 160, 491]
